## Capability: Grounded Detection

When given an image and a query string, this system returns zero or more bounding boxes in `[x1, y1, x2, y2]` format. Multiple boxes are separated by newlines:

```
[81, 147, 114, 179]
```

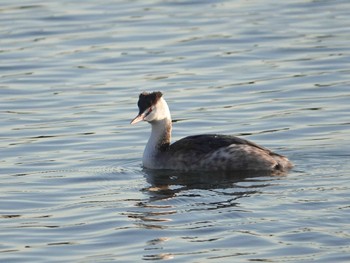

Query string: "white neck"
[142, 98, 172, 168]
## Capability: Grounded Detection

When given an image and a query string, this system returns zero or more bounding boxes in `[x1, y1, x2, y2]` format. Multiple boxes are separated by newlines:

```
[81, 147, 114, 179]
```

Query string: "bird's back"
[157, 134, 292, 171]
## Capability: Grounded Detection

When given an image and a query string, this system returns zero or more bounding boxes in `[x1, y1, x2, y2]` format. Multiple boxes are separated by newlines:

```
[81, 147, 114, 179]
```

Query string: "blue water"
[1, 0, 350, 262]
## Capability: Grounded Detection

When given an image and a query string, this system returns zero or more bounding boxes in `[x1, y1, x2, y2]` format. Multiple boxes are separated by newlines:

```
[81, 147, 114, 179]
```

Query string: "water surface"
[1, 0, 350, 262]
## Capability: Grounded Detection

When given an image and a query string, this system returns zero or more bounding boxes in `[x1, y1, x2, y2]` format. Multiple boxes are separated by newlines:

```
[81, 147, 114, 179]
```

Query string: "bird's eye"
[145, 107, 152, 117]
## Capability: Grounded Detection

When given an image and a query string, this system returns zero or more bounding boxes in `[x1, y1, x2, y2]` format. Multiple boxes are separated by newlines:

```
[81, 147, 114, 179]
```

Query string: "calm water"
[1, 0, 350, 262]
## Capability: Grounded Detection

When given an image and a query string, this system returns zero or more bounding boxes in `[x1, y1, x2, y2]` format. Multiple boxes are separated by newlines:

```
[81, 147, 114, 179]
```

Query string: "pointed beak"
[130, 113, 144, 124]
[130, 107, 153, 124]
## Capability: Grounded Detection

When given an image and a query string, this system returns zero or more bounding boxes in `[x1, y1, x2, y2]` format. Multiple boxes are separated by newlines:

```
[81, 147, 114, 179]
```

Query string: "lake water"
[1, 0, 350, 262]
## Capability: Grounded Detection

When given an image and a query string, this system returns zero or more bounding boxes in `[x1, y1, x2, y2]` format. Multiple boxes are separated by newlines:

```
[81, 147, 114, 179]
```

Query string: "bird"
[131, 91, 292, 172]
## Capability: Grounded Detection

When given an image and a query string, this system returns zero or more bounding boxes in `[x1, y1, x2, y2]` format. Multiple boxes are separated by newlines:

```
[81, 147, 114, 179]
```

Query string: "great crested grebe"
[131, 91, 292, 172]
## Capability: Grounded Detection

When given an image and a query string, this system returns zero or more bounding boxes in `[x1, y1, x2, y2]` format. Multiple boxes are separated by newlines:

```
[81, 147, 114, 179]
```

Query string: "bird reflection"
[143, 169, 282, 202]
[128, 169, 283, 226]
[126, 169, 286, 260]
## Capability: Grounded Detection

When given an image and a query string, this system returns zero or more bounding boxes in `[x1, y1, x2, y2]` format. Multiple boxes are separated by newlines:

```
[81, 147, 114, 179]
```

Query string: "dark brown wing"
[169, 134, 274, 155]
